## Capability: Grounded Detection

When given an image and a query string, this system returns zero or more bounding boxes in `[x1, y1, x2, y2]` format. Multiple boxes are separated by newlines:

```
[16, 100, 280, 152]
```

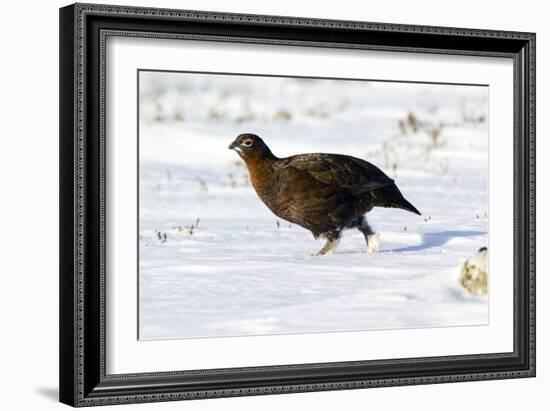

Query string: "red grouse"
[229, 133, 420, 255]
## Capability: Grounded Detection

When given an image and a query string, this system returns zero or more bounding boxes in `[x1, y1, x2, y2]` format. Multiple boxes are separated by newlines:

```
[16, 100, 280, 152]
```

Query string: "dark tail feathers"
[395, 196, 421, 215]
[383, 184, 421, 215]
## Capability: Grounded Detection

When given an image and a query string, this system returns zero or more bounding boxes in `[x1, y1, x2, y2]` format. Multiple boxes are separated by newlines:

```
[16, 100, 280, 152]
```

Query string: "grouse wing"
[283, 153, 394, 195]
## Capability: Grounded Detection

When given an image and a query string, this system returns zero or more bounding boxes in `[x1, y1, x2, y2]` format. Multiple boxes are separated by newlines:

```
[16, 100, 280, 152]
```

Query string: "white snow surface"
[138, 72, 489, 340]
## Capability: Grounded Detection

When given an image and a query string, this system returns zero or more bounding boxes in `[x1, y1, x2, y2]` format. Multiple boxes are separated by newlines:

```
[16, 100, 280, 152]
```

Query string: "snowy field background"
[138, 71, 489, 340]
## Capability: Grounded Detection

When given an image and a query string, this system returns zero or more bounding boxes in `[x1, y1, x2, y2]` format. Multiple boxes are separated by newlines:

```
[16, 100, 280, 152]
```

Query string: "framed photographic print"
[59, 3, 536, 407]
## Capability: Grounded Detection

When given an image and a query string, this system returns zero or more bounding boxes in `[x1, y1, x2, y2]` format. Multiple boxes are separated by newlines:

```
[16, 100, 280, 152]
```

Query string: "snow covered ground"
[138, 71, 489, 340]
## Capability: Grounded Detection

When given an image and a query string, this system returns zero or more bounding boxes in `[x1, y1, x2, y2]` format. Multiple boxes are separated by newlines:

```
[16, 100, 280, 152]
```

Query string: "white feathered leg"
[314, 232, 341, 256]
[366, 233, 380, 253]
[359, 217, 380, 253]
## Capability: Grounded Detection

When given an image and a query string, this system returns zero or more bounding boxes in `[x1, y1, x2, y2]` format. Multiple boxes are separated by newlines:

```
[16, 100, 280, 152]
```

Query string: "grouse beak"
[228, 141, 242, 153]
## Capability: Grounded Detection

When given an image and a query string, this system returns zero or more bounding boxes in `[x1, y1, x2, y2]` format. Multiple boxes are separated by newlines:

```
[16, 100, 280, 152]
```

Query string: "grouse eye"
[241, 140, 253, 147]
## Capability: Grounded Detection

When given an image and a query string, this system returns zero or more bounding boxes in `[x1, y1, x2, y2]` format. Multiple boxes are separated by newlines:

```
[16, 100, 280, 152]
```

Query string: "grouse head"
[228, 133, 275, 161]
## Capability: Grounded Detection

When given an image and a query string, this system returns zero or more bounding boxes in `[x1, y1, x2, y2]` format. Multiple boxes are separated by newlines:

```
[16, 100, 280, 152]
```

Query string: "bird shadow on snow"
[386, 230, 486, 253]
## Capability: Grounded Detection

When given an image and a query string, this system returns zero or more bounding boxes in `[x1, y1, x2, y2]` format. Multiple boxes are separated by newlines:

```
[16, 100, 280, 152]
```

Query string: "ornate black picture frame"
[59, 3, 535, 407]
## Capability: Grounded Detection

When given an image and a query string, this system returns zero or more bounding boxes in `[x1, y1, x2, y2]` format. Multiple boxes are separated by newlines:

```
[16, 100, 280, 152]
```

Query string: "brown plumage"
[229, 133, 420, 255]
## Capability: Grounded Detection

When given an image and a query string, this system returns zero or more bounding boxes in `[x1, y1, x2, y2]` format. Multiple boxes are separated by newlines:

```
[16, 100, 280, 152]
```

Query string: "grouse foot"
[366, 233, 380, 253]
[313, 234, 341, 256]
